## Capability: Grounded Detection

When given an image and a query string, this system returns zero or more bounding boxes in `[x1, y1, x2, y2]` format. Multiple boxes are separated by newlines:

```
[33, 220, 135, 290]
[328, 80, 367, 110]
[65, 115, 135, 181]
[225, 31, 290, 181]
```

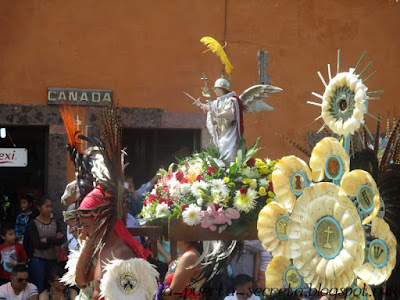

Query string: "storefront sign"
[47, 88, 112, 106]
[0, 148, 28, 167]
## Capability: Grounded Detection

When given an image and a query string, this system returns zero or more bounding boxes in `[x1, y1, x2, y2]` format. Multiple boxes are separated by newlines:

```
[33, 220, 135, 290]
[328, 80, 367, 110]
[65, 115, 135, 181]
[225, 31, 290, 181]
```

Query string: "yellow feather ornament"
[200, 36, 233, 75]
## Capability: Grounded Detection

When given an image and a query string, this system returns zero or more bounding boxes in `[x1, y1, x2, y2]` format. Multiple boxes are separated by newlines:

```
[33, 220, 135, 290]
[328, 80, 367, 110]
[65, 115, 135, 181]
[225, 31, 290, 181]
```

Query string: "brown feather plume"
[380, 118, 400, 168]
[277, 133, 311, 158]
[59, 104, 81, 153]
[373, 114, 381, 155]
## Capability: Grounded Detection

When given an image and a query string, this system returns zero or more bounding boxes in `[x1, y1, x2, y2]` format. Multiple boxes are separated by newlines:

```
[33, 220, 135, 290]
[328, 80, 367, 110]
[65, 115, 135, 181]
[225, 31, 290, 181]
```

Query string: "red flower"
[143, 200, 148, 206]
[196, 174, 204, 182]
[207, 166, 217, 176]
[240, 187, 248, 195]
[159, 197, 167, 204]
[268, 181, 274, 192]
[175, 169, 184, 181]
[167, 198, 173, 207]
[148, 194, 156, 203]
[181, 204, 189, 211]
[180, 178, 189, 184]
[247, 158, 255, 167]
[162, 186, 169, 192]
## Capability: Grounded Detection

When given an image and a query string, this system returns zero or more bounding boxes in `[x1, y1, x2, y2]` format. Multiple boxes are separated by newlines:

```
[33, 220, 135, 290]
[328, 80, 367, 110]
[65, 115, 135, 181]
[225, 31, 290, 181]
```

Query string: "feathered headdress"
[200, 36, 233, 76]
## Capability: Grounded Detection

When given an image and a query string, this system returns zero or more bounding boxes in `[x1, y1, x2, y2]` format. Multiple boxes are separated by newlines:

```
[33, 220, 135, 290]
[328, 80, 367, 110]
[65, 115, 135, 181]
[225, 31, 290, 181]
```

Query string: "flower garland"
[140, 140, 277, 234]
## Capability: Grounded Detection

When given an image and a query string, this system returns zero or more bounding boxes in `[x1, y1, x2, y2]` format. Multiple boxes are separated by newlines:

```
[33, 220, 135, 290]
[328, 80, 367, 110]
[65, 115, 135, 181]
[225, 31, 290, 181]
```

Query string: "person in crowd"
[28, 196, 66, 293]
[38, 266, 77, 300]
[62, 204, 79, 252]
[258, 244, 272, 291]
[0, 224, 28, 286]
[126, 172, 160, 217]
[223, 274, 261, 300]
[0, 264, 39, 300]
[161, 240, 204, 299]
[15, 195, 34, 244]
[229, 240, 261, 286]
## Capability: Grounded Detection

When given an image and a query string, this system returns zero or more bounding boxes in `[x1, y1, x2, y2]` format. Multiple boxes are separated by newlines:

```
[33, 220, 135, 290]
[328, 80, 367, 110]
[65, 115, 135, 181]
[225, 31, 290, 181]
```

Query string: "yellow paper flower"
[258, 202, 289, 257]
[339, 169, 380, 225]
[272, 155, 312, 213]
[309, 137, 350, 182]
[264, 255, 303, 293]
[354, 217, 397, 285]
[288, 182, 365, 290]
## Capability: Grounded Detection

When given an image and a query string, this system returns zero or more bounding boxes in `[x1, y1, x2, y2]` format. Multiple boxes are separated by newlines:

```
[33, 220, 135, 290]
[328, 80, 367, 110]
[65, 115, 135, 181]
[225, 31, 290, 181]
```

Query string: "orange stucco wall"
[1, 0, 399, 160]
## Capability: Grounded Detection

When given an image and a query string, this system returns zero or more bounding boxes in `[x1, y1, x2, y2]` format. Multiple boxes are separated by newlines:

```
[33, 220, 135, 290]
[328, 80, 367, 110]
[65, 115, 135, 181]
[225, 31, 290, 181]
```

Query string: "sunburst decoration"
[308, 50, 383, 153]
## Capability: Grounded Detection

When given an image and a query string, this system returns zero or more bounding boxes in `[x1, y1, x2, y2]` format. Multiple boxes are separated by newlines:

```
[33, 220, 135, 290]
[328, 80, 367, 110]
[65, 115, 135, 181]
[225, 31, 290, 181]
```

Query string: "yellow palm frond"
[200, 36, 233, 75]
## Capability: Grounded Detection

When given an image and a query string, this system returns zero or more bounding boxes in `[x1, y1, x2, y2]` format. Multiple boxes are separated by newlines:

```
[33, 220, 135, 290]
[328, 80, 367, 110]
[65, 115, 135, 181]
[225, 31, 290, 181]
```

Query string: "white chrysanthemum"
[191, 180, 208, 197]
[100, 258, 159, 300]
[150, 189, 157, 196]
[242, 167, 259, 179]
[169, 185, 180, 198]
[197, 197, 205, 206]
[258, 178, 270, 188]
[182, 204, 202, 226]
[211, 179, 229, 196]
[233, 188, 258, 213]
[166, 177, 179, 189]
[180, 183, 191, 195]
[155, 203, 171, 218]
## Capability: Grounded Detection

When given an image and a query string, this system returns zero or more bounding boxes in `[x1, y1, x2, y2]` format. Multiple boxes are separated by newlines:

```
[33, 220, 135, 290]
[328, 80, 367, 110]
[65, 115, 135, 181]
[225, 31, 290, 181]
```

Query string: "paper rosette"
[100, 258, 159, 300]
[339, 169, 380, 225]
[271, 156, 311, 212]
[258, 202, 289, 257]
[288, 182, 365, 289]
[321, 72, 368, 138]
[354, 217, 397, 285]
[265, 255, 303, 292]
[310, 137, 350, 182]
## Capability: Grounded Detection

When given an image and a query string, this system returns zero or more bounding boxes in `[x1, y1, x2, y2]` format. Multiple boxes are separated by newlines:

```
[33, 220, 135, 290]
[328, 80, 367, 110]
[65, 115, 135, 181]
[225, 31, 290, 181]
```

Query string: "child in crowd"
[15, 195, 34, 244]
[0, 224, 28, 286]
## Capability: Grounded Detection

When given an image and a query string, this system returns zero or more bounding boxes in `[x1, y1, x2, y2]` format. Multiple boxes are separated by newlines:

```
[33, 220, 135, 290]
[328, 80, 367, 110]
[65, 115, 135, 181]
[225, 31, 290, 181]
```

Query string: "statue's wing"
[240, 85, 282, 113]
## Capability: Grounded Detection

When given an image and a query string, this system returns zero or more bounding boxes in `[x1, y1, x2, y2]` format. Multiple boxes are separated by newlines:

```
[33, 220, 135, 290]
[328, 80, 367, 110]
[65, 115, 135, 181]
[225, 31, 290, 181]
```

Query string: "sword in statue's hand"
[182, 91, 208, 112]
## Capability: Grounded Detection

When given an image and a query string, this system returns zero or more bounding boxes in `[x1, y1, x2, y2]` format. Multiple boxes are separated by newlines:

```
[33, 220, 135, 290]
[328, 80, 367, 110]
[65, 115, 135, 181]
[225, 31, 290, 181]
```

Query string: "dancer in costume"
[59, 106, 158, 300]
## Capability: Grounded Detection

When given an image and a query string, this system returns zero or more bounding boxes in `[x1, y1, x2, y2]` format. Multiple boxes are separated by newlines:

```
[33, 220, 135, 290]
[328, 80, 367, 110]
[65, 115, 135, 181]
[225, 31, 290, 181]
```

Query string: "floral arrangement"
[139, 139, 277, 235]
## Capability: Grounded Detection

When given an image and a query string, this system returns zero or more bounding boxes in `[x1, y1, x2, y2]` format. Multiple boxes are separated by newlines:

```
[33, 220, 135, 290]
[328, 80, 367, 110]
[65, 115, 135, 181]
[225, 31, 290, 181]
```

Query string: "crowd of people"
[0, 175, 297, 300]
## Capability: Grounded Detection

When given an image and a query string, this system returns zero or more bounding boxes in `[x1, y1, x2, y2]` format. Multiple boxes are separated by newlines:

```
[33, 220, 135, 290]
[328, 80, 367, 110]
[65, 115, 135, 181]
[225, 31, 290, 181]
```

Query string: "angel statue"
[192, 75, 282, 162]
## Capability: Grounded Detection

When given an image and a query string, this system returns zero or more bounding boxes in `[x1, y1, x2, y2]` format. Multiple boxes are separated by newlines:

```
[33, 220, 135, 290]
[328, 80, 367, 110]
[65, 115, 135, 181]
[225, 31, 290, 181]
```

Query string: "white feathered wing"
[240, 84, 282, 113]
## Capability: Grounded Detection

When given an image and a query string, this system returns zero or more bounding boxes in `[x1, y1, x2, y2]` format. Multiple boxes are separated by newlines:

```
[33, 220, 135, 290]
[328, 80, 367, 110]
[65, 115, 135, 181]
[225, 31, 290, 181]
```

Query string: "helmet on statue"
[213, 76, 231, 92]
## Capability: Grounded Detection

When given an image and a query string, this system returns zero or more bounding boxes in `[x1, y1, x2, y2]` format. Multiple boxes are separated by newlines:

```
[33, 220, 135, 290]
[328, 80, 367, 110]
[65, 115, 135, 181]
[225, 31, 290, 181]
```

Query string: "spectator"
[126, 173, 160, 217]
[258, 245, 272, 290]
[28, 196, 66, 293]
[38, 266, 77, 300]
[15, 195, 34, 244]
[224, 274, 261, 300]
[0, 264, 38, 300]
[62, 204, 79, 252]
[0, 224, 28, 286]
[229, 241, 261, 286]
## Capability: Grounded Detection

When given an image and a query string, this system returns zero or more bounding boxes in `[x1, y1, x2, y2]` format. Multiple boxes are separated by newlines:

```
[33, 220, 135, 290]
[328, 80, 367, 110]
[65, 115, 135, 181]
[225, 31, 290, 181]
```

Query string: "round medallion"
[325, 155, 344, 180]
[289, 171, 309, 196]
[357, 185, 375, 213]
[368, 239, 388, 268]
[118, 272, 138, 293]
[283, 266, 301, 289]
[314, 216, 343, 259]
[275, 215, 289, 241]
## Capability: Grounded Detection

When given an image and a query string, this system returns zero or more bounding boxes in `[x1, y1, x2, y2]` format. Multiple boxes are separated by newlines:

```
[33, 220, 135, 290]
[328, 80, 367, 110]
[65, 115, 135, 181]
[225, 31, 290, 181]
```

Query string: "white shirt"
[0, 282, 38, 300]
[224, 291, 261, 300]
